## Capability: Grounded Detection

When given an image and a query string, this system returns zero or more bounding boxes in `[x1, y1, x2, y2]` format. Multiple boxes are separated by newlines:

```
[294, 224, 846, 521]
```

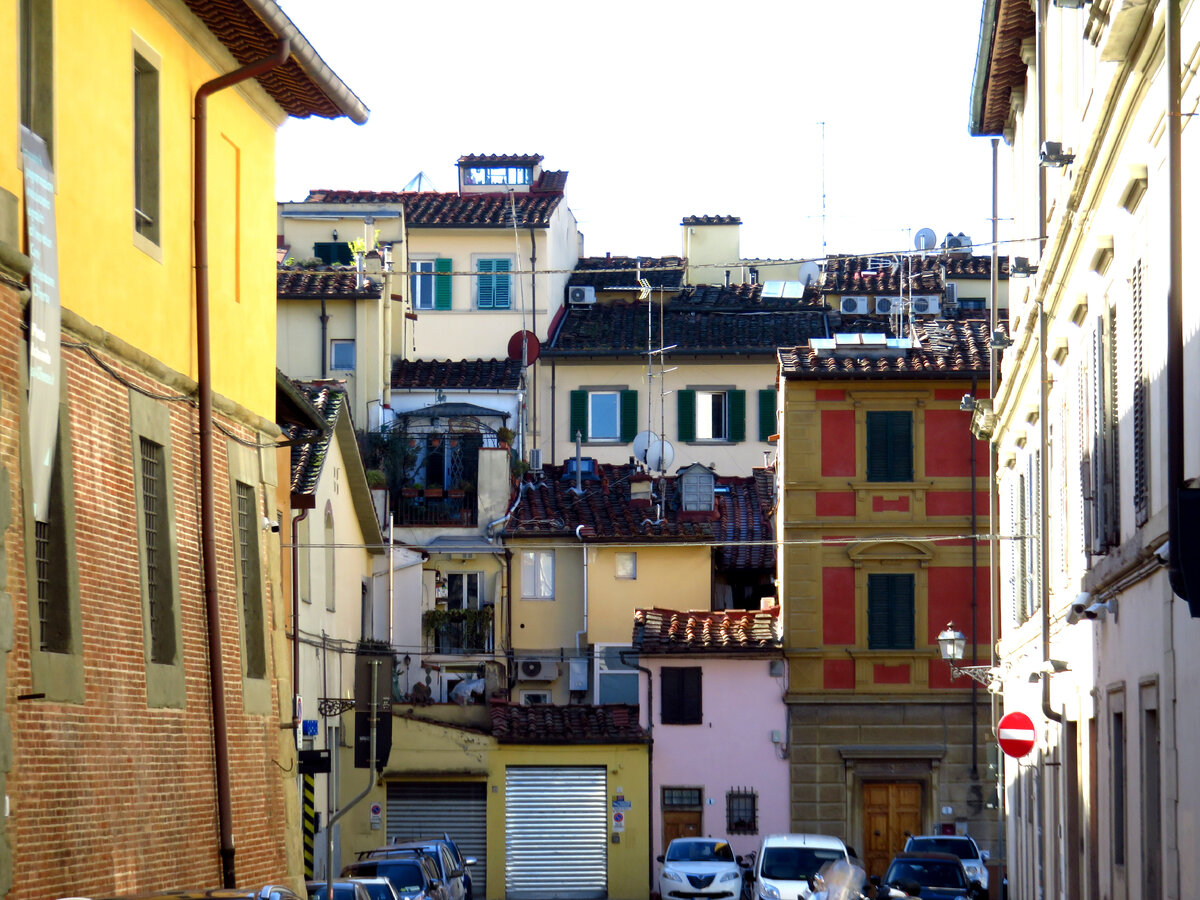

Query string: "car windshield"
[761, 848, 844, 880]
[666, 841, 735, 862]
[307, 885, 359, 900]
[906, 838, 976, 860]
[887, 861, 968, 889]
[355, 883, 398, 900]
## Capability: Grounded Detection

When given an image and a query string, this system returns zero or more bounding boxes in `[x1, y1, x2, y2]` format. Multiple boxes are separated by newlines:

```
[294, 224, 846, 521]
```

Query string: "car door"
[438, 845, 466, 900]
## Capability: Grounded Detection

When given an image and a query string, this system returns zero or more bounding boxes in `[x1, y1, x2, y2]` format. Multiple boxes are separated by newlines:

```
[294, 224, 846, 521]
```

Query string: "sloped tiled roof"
[547, 299, 828, 357]
[458, 153, 544, 167]
[489, 702, 648, 744]
[568, 257, 686, 291]
[300, 186, 565, 227]
[779, 319, 999, 379]
[632, 606, 782, 654]
[506, 464, 773, 571]
[183, 0, 364, 121]
[286, 382, 345, 494]
[944, 254, 1009, 279]
[973, 0, 1037, 136]
[681, 215, 742, 226]
[391, 358, 524, 391]
[676, 283, 823, 310]
[277, 269, 382, 299]
[822, 253, 1008, 294]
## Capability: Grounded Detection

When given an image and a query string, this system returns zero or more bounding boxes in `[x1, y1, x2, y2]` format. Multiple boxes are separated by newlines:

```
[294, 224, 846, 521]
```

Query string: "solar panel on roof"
[762, 281, 785, 298]
[781, 282, 804, 298]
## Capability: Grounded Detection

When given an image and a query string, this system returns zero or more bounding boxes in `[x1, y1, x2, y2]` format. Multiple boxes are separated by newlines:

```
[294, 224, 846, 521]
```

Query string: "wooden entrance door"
[862, 782, 923, 880]
[663, 810, 702, 846]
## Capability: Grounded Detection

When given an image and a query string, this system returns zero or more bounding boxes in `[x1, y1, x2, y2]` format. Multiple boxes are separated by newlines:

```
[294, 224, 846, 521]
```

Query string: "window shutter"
[661, 669, 681, 723]
[866, 413, 889, 480]
[890, 412, 913, 480]
[682, 668, 702, 724]
[868, 411, 913, 481]
[867, 574, 914, 649]
[1131, 260, 1148, 525]
[678, 390, 696, 442]
[619, 390, 639, 443]
[728, 390, 746, 443]
[1017, 472, 1028, 623]
[477, 259, 495, 309]
[569, 391, 588, 443]
[758, 389, 776, 442]
[892, 574, 915, 649]
[434, 258, 452, 309]
[493, 258, 512, 309]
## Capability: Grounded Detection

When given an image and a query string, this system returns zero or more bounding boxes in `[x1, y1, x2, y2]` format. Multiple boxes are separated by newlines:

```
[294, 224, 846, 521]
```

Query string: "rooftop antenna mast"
[820, 121, 827, 260]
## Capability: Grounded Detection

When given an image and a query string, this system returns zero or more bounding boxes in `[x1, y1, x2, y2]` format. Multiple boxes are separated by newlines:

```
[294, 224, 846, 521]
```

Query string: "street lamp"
[937, 622, 1005, 689]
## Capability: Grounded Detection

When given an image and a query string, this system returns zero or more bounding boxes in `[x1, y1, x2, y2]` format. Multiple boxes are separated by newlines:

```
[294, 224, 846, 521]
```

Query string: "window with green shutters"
[435, 257, 452, 309]
[477, 258, 511, 309]
[677, 389, 746, 442]
[867, 573, 915, 649]
[411, 258, 453, 309]
[866, 410, 913, 481]
[758, 389, 777, 442]
[569, 389, 638, 442]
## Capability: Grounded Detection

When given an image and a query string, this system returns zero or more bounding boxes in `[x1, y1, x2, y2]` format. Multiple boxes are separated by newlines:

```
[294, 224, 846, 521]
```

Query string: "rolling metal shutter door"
[505, 766, 607, 900]
[387, 782, 488, 893]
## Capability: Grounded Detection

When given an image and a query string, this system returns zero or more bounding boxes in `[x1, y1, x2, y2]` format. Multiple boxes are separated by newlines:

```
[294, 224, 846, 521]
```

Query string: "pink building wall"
[643, 657, 791, 861]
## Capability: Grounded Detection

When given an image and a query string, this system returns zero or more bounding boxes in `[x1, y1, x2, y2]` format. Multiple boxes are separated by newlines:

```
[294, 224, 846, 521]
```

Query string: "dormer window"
[678, 464, 715, 512]
[464, 166, 532, 187]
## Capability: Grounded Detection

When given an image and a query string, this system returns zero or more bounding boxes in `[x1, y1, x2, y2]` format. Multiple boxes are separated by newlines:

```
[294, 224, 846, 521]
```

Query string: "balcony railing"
[396, 490, 477, 527]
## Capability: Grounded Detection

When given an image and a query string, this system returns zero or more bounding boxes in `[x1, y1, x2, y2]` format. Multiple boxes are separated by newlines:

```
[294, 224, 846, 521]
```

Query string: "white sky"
[276, 0, 1000, 263]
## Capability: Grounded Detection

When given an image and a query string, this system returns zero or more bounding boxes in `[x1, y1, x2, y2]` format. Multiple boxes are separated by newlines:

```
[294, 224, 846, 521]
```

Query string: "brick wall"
[9, 323, 294, 898]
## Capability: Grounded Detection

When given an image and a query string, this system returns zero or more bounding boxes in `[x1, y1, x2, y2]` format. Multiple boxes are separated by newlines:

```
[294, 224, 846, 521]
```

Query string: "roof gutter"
[969, 0, 1002, 135]
[194, 37, 291, 889]
[241, 0, 369, 124]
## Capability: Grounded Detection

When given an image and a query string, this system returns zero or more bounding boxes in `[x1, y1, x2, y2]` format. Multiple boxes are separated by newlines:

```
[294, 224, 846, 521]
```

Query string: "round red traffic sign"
[997, 711, 1037, 758]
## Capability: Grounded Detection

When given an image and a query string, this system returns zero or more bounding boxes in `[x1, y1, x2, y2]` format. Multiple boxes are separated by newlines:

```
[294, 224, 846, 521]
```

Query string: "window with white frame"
[465, 166, 532, 186]
[596, 644, 639, 704]
[615, 552, 637, 579]
[589, 391, 620, 441]
[520, 690, 550, 705]
[330, 339, 355, 371]
[410, 259, 436, 309]
[677, 389, 746, 442]
[521, 550, 554, 599]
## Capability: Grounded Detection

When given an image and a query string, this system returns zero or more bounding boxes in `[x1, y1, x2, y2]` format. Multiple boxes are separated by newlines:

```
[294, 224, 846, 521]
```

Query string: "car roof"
[669, 837, 726, 845]
[760, 833, 847, 849]
[906, 835, 976, 843]
[889, 852, 968, 864]
[81, 889, 302, 900]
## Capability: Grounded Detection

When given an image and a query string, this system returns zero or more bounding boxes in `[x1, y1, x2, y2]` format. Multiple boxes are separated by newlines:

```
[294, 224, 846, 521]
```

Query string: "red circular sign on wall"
[997, 711, 1037, 758]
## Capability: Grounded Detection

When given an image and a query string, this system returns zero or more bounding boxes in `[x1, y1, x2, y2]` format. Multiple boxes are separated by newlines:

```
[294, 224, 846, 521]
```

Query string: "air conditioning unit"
[944, 233, 973, 252]
[517, 659, 558, 681]
[944, 283, 958, 305]
[874, 297, 898, 315]
[528, 447, 543, 472]
[568, 285, 596, 305]
[569, 657, 589, 691]
[912, 296, 941, 315]
[839, 297, 869, 315]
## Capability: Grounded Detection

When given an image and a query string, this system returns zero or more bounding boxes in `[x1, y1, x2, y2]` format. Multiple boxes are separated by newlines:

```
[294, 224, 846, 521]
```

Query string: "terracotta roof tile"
[458, 153, 545, 167]
[285, 381, 345, 494]
[489, 702, 648, 744]
[568, 257, 686, 291]
[506, 464, 773, 571]
[681, 215, 742, 226]
[779, 319, 1001, 379]
[300, 190, 563, 227]
[822, 253, 1008, 295]
[183, 0, 351, 120]
[391, 358, 524, 391]
[277, 269, 382, 299]
[547, 298, 827, 356]
[632, 606, 782, 654]
[975, 0, 1036, 136]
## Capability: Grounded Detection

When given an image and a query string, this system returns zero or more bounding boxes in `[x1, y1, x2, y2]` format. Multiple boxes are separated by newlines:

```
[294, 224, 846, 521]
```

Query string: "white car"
[748, 834, 850, 900]
[658, 837, 744, 900]
[902, 835, 989, 896]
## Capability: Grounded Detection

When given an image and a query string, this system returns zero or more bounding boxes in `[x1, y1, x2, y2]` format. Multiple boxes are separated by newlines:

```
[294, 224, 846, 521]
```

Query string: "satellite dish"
[797, 262, 820, 288]
[914, 228, 937, 252]
[632, 430, 659, 465]
[506, 330, 541, 364]
[645, 439, 675, 473]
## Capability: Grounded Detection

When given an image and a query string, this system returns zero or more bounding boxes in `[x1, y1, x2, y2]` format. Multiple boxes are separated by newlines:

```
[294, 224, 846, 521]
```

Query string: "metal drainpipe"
[1039, 304, 1062, 725]
[1167, 0, 1187, 599]
[505, 549, 514, 672]
[621, 650, 654, 893]
[291, 500, 314, 735]
[528, 225, 537, 448]
[194, 37, 291, 888]
[969, 375, 980, 781]
[574, 524, 589, 651]
[320, 295, 329, 379]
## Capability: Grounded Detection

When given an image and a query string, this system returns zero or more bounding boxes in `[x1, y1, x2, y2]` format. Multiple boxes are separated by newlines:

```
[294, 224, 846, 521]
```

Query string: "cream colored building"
[970, 1, 1200, 898]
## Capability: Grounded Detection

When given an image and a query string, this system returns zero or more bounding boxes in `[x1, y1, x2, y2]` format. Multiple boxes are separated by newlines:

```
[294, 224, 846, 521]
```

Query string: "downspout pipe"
[575, 524, 590, 652]
[1039, 304, 1062, 725]
[969, 375, 980, 781]
[194, 37, 291, 888]
[1167, 0, 1188, 602]
[621, 649, 654, 893]
[290, 495, 316, 735]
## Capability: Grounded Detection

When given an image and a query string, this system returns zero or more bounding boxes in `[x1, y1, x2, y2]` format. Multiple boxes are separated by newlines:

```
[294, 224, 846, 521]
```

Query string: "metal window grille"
[140, 437, 174, 663]
[662, 788, 702, 808]
[236, 482, 265, 677]
[35, 519, 51, 651]
[1131, 260, 1148, 525]
[726, 789, 758, 834]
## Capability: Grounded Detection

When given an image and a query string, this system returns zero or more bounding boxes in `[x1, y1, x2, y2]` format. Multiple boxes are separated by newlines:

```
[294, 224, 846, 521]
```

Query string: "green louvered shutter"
[493, 258, 512, 309]
[867, 411, 913, 481]
[569, 391, 588, 443]
[434, 258, 452, 309]
[677, 390, 696, 442]
[728, 390, 746, 443]
[619, 390, 639, 443]
[868, 574, 915, 649]
[477, 259, 496, 309]
[758, 389, 777, 442]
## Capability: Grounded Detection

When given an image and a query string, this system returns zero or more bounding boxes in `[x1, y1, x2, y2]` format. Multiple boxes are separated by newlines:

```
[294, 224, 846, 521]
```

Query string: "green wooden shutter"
[868, 574, 915, 649]
[867, 411, 913, 481]
[728, 390, 746, 443]
[477, 259, 495, 309]
[569, 391, 588, 443]
[677, 390, 696, 442]
[434, 258, 452, 309]
[619, 390, 639, 443]
[493, 259, 511, 309]
[758, 389, 777, 442]
[889, 411, 913, 480]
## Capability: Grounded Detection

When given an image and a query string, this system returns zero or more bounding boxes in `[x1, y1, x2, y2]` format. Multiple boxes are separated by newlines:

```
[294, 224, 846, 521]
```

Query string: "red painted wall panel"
[823, 567, 856, 643]
[872, 495, 910, 512]
[924, 409, 978, 476]
[816, 491, 856, 516]
[873, 664, 911, 684]
[816, 390, 846, 402]
[929, 660, 973, 689]
[824, 659, 855, 689]
[927, 566, 992, 645]
[822, 409, 856, 477]
[926, 491, 990, 516]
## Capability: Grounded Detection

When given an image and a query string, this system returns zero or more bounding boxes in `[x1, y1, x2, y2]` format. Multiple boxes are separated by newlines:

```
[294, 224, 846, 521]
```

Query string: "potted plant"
[496, 426, 515, 448]
[424, 485, 444, 499]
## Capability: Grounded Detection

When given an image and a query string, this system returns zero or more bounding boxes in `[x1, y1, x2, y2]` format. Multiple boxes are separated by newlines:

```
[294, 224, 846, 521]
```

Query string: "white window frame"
[695, 390, 729, 441]
[330, 339, 355, 371]
[410, 258, 437, 310]
[520, 690, 551, 705]
[446, 571, 484, 610]
[615, 551, 637, 580]
[589, 390, 621, 441]
[474, 254, 514, 310]
[521, 550, 555, 600]
[594, 643, 639, 705]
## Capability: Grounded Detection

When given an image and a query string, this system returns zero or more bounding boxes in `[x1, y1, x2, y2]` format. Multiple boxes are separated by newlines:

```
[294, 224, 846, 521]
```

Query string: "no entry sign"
[997, 711, 1037, 758]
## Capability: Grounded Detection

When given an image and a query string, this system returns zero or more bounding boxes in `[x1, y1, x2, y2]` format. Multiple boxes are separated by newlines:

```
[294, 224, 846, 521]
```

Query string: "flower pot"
[424, 488, 443, 499]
